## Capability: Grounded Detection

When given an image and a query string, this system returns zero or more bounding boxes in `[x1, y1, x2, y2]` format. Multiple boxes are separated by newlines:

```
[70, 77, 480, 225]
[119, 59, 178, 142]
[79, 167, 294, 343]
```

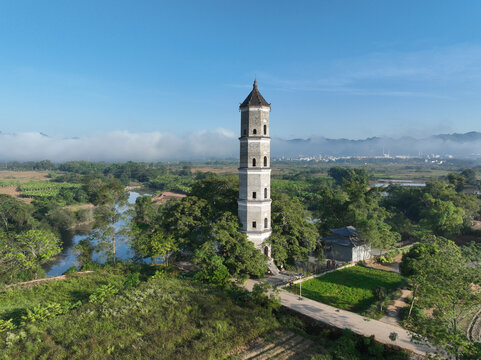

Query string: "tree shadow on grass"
[1, 307, 27, 326]
[69, 289, 92, 303]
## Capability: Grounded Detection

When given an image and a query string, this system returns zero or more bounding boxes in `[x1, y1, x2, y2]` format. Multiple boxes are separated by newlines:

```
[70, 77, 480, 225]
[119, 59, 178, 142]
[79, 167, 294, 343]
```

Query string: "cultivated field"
[286, 266, 405, 313]
[0, 171, 51, 202]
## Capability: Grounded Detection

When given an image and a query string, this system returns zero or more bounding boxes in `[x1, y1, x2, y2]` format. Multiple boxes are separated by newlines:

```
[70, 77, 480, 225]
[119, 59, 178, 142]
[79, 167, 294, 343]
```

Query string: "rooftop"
[240, 80, 270, 108]
[323, 236, 359, 248]
[330, 226, 359, 238]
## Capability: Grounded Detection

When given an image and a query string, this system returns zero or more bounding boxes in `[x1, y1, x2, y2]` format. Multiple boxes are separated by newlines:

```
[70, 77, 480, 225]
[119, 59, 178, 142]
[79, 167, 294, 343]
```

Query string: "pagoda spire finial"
[253, 79, 258, 89]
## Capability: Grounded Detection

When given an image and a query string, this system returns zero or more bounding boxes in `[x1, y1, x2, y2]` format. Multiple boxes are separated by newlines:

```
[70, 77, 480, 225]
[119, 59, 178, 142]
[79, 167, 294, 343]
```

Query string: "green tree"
[403, 237, 481, 359]
[0, 194, 34, 235]
[189, 176, 238, 220]
[421, 194, 464, 238]
[212, 213, 267, 277]
[317, 179, 399, 250]
[160, 196, 210, 252]
[0, 229, 61, 282]
[270, 193, 319, 267]
[447, 173, 466, 192]
[193, 246, 231, 286]
[148, 231, 177, 265]
[88, 181, 128, 263]
[328, 166, 368, 186]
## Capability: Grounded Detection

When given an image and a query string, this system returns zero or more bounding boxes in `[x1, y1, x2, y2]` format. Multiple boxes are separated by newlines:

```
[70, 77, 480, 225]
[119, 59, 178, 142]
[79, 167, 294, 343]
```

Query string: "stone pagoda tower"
[238, 80, 272, 258]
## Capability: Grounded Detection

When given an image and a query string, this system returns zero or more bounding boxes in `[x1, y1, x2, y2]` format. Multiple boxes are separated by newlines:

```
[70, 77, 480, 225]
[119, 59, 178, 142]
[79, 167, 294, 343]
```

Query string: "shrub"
[63, 266, 78, 275]
[21, 301, 80, 324]
[389, 332, 398, 341]
[0, 319, 16, 333]
[89, 284, 119, 304]
[124, 273, 141, 288]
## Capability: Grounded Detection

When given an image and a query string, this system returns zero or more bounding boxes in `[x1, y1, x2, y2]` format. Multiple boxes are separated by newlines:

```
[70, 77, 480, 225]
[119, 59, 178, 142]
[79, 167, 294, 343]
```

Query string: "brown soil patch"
[125, 185, 142, 191]
[192, 167, 237, 174]
[0, 186, 32, 203]
[366, 253, 403, 273]
[152, 191, 187, 204]
[0, 170, 50, 182]
[456, 235, 481, 246]
[0, 171, 50, 203]
[472, 221, 481, 230]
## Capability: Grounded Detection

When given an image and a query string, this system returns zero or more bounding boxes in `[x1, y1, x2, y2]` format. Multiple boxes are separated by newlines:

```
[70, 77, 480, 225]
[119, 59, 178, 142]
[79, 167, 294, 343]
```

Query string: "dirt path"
[380, 288, 412, 325]
[2, 271, 95, 291]
[468, 307, 481, 342]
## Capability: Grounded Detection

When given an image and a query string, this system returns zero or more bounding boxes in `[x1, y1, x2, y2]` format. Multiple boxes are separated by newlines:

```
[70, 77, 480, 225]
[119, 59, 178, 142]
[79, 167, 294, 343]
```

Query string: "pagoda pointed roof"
[240, 80, 270, 108]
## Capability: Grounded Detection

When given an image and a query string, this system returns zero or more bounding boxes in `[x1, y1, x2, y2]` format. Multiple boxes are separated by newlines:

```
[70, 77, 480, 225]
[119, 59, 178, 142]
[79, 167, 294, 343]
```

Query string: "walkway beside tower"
[244, 279, 438, 357]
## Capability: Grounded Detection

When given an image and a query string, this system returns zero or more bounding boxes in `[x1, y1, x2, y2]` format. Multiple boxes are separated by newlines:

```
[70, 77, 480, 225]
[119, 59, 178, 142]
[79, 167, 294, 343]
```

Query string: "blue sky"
[1, 0, 481, 140]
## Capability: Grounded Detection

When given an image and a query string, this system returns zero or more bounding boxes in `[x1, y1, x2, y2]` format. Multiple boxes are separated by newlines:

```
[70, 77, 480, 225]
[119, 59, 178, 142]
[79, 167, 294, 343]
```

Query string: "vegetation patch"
[287, 266, 405, 313]
[0, 271, 127, 326]
[0, 273, 278, 360]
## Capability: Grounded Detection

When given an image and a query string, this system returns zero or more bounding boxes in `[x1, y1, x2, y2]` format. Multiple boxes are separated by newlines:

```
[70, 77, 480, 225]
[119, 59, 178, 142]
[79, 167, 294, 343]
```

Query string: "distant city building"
[238, 80, 272, 258]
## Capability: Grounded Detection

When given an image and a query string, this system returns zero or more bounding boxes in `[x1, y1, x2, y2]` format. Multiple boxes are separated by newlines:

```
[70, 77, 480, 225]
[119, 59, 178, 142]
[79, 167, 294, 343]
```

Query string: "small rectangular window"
[252, 221, 257, 228]
[252, 192, 256, 199]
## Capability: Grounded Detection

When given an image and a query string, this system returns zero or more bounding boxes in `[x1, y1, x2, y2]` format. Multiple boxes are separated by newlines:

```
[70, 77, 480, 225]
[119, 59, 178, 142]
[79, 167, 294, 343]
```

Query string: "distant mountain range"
[271, 131, 481, 158]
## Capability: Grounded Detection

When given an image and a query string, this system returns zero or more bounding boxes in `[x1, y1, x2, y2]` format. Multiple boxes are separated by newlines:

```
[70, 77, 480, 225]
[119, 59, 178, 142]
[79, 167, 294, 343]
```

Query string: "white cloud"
[0, 129, 238, 162]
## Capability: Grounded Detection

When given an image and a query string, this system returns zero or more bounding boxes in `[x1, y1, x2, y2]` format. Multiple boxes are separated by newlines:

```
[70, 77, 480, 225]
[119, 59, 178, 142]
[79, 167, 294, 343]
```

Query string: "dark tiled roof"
[330, 226, 358, 238]
[322, 236, 357, 247]
[240, 80, 270, 108]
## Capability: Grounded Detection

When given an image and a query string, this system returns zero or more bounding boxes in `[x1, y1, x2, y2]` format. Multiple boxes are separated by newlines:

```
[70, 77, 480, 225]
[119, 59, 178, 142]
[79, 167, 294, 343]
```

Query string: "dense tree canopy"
[401, 237, 481, 359]
[270, 193, 319, 267]
[317, 179, 399, 250]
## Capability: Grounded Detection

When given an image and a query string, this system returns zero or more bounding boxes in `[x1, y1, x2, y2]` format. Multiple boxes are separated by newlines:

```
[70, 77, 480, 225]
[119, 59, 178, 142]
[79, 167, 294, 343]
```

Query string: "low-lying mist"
[0, 130, 480, 161]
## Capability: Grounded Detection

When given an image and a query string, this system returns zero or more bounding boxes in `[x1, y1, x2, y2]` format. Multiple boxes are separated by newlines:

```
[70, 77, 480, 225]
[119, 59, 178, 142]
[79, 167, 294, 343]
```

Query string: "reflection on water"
[45, 191, 143, 277]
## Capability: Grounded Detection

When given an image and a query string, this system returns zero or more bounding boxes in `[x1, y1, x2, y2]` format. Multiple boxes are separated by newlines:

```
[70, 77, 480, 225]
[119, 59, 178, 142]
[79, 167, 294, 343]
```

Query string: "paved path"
[245, 280, 438, 358]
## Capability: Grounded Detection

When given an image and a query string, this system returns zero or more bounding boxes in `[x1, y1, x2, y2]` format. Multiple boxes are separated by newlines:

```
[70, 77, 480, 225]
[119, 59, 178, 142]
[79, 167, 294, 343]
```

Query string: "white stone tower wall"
[238, 102, 272, 257]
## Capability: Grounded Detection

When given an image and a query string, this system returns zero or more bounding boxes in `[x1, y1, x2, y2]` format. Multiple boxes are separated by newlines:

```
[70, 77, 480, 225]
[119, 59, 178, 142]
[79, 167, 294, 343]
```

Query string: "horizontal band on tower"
[238, 168, 271, 173]
[239, 106, 270, 112]
[238, 136, 271, 141]
[238, 199, 272, 206]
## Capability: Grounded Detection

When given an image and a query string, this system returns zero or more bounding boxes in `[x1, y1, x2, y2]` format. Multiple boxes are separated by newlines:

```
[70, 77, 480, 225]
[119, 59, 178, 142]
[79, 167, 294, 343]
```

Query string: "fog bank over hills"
[0, 130, 480, 162]
[272, 131, 481, 158]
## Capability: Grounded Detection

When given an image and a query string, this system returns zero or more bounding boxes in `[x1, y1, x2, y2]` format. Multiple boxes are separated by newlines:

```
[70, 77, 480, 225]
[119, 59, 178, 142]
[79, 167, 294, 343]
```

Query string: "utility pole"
[298, 275, 303, 300]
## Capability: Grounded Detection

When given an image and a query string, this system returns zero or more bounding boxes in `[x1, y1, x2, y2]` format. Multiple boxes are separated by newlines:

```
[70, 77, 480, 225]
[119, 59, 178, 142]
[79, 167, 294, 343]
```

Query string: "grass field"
[0, 269, 278, 360]
[287, 266, 405, 313]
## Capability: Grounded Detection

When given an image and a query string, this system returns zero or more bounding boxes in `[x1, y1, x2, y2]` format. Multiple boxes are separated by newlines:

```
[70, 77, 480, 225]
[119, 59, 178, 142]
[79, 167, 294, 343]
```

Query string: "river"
[45, 191, 143, 277]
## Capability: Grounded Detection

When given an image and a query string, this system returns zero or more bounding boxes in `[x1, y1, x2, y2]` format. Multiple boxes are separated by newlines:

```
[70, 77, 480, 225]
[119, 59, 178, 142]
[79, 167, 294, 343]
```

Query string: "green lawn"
[287, 266, 405, 313]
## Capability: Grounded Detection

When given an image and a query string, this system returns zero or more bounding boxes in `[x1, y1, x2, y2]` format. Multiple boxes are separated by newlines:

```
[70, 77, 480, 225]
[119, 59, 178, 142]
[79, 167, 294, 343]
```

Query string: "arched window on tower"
[252, 221, 257, 229]
[264, 125, 267, 135]
[243, 129, 246, 136]
[252, 192, 256, 199]
[253, 129, 257, 135]
[264, 188, 268, 199]
[252, 158, 256, 167]
[264, 218, 268, 229]
[264, 156, 268, 167]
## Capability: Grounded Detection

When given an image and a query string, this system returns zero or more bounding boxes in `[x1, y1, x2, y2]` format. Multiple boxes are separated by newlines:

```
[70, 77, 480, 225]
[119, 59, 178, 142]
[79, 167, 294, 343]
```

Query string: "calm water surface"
[45, 191, 144, 277]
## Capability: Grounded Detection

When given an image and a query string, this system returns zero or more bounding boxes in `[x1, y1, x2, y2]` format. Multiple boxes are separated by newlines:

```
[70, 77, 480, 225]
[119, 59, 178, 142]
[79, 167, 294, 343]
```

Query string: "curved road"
[246, 280, 438, 357]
